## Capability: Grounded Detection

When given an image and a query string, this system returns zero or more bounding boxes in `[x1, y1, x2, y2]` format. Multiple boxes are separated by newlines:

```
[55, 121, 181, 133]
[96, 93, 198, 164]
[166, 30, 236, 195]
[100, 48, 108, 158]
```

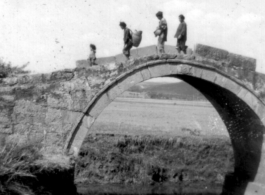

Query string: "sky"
[0, 0, 265, 78]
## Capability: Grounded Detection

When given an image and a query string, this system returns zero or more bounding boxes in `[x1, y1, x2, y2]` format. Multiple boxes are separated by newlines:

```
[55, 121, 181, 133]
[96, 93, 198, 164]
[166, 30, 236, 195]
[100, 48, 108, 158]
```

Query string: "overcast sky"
[0, 0, 264, 76]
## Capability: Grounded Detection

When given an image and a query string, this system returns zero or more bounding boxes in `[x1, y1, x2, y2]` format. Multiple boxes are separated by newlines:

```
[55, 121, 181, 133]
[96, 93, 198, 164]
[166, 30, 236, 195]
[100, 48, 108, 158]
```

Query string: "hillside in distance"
[128, 81, 207, 100]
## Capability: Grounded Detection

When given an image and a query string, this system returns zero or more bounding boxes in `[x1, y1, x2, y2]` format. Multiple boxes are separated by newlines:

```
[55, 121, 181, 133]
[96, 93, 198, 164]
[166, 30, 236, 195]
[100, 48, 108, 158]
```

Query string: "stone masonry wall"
[0, 44, 264, 155]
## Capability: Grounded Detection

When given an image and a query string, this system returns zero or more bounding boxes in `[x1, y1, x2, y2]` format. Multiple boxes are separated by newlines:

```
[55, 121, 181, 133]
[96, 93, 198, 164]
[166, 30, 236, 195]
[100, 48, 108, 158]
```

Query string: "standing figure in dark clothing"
[119, 22, 133, 60]
[174, 14, 187, 54]
[154, 11, 168, 54]
[88, 44, 97, 66]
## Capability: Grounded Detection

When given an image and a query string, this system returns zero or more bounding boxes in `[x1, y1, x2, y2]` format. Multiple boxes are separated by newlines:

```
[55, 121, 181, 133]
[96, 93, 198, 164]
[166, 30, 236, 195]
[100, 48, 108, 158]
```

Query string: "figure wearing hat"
[154, 11, 168, 55]
[174, 14, 187, 54]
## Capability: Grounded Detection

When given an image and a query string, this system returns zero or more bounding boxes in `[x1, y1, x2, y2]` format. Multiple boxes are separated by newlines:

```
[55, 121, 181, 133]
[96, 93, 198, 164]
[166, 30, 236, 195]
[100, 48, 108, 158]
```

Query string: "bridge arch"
[67, 59, 265, 194]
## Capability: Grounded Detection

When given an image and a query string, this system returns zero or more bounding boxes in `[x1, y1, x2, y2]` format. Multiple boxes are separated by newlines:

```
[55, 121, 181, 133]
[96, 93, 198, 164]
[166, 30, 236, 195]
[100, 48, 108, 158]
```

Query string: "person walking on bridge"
[120, 22, 133, 60]
[154, 11, 168, 55]
[174, 14, 187, 54]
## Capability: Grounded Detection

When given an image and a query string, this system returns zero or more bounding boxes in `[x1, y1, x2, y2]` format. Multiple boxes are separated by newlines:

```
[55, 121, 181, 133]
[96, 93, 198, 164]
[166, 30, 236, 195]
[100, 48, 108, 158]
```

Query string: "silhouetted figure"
[154, 11, 168, 55]
[88, 44, 97, 66]
[120, 21, 133, 60]
[175, 14, 187, 54]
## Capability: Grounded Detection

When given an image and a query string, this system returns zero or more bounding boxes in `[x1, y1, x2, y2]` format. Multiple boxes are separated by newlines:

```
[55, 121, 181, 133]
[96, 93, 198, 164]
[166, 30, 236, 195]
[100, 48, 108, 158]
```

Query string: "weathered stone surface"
[201, 69, 217, 83]
[159, 53, 177, 60]
[227, 53, 256, 71]
[254, 72, 265, 98]
[148, 64, 172, 78]
[140, 68, 151, 81]
[50, 70, 74, 82]
[0, 44, 265, 164]
[195, 44, 229, 62]
[89, 93, 111, 117]
[194, 44, 256, 84]
[0, 44, 264, 188]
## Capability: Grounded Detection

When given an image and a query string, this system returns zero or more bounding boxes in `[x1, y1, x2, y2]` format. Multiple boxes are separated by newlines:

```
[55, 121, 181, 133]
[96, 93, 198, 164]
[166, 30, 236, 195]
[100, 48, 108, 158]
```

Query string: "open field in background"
[89, 97, 228, 138]
[78, 97, 233, 194]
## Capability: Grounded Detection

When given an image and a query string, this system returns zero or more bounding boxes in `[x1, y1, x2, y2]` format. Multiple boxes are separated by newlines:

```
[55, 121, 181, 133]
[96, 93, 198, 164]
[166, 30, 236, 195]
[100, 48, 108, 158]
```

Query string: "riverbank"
[0, 140, 77, 195]
[76, 134, 234, 194]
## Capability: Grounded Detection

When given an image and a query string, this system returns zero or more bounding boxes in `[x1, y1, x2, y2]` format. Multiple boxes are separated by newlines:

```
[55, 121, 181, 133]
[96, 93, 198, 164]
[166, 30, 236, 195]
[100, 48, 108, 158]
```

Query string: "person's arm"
[124, 29, 130, 45]
[159, 20, 167, 32]
[178, 23, 186, 39]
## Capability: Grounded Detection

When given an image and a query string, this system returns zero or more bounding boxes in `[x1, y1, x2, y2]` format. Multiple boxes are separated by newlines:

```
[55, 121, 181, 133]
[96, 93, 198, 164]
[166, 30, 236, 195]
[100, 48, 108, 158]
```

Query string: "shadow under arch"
[66, 61, 265, 194]
[176, 75, 264, 194]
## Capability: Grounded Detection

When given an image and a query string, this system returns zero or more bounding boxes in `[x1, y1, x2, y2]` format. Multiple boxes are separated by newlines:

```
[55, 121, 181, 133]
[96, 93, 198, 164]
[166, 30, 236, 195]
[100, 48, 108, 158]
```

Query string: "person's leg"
[157, 39, 161, 55]
[157, 39, 165, 55]
[176, 39, 181, 54]
[127, 42, 133, 59]
[180, 40, 187, 54]
[160, 41, 165, 54]
[123, 46, 130, 60]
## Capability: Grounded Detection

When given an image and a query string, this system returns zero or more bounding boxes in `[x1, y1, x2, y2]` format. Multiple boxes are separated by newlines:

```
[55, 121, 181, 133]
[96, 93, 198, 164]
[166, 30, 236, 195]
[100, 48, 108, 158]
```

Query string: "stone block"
[245, 70, 255, 83]
[194, 44, 229, 61]
[107, 71, 143, 100]
[201, 69, 217, 83]
[141, 68, 151, 81]
[89, 93, 111, 118]
[170, 65, 182, 75]
[243, 92, 259, 111]
[190, 67, 203, 78]
[62, 110, 83, 125]
[254, 101, 265, 119]
[107, 85, 120, 101]
[223, 79, 242, 95]
[184, 55, 196, 60]
[50, 70, 74, 82]
[45, 108, 63, 124]
[47, 122, 63, 133]
[237, 88, 250, 102]
[142, 55, 159, 62]
[47, 94, 70, 110]
[69, 115, 95, 156]
[227, 53, 256, 71]
[254, 72, 265, 91]
[148, 64, 172, 78]
[178, 65, 193, 75]
[30, 74, 44, 84]
[214, 74, 229, 88]
[159, 53, 177, 60]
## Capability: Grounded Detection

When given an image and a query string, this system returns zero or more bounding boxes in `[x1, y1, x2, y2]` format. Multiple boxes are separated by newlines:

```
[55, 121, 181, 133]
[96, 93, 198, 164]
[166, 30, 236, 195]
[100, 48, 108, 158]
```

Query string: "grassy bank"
[0, 140, 77, 195]
[76, 134, 234, 187]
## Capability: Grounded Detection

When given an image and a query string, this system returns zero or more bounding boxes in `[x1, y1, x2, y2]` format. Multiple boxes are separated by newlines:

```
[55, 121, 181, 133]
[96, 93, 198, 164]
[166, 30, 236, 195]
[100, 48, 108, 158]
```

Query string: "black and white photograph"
[0, 1, 264, 195]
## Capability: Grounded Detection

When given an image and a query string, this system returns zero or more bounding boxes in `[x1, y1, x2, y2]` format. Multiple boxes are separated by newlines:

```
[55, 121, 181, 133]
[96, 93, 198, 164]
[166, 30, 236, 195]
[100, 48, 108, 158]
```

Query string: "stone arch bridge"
[1, 44, 265, 194]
